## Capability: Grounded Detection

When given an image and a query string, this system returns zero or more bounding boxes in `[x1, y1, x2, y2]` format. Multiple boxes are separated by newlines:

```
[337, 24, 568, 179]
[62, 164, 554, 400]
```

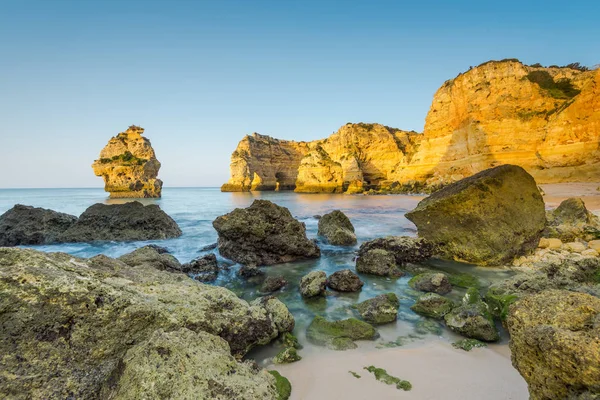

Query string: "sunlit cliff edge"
[222, 60, 600, 193]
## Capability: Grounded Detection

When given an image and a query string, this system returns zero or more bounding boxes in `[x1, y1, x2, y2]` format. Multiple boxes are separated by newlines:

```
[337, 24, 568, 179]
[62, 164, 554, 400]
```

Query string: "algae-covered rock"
[415, 319, 442, 335]
[363, 366, 412, 391]
[0, 247, 292, 399]
[317, 210, 357, 245]
[408, 272, 452, 294]
[357, 236, 434, 266]
[355, 248, 402, 277]
[299, 270, 327, 297]
[261, 275, 288, 293]
[410, 293, 455, 319]
[406, 165, 546, 266]
[181, 253, 219, 282]
[213, 200, 320, 265]
[444, 299, 499, 342]
[0, 204, 77, 246]
[452, 338, 487, 351]
[326, 269, 364, 292]
[273, 347, 301, 364]
[545, 198, 600, 242]
[251, 296, 295, 334]
[507, 290, 600, 400]
[355, 293, 400, 324]
[329, 337, 358, 350]
[280, 332, 302, 349]
[118, 245, 182, 271]
[112, 328, 278, 399]
[59, 201, 182, 242]
[306, 316, 377, 349]
[268, 370, 292, 400]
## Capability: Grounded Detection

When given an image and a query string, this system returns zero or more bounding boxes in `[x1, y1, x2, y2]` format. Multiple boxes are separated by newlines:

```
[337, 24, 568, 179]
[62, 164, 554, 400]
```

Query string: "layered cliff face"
[92, 126, 163, 198]
[222, 60, 600, 193]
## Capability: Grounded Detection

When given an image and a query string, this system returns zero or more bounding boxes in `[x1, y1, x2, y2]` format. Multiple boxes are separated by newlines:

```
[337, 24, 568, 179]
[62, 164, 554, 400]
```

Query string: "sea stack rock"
[406, 164, 546, 266]
[92, 125, 163, 198]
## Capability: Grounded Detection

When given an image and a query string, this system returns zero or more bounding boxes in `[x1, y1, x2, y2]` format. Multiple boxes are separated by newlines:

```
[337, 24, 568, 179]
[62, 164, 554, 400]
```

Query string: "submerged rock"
[507, 290, 600, 400]
[299, 270, 327, 298]
[261, 275, 288, 293]
[306, 316, 377, 350]
[181, 253, 220, 282]
[0, 204, 78, 246]
[452, 338, 487, 351]
[0, 247, 291, 399]
[213, 200, 320, 265]
[92, 125, 163, 198]
[408, 272, 452, 295]
[238, 264, 265, 278]
[317, 210, 357, 245]
[410, 293, 455, 319]
[355, 293, 400, 324]
[59, 201, 182, 242]
[326, 269, 364, 292]
[406, 165, 546, 266]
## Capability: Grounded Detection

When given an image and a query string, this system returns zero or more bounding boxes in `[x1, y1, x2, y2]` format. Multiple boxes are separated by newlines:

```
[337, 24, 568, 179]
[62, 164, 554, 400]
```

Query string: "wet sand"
[271, 340, 528, 400]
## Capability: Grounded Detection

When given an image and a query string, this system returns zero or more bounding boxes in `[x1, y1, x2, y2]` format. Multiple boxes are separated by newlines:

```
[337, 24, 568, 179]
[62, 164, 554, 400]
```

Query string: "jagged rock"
[59, 202, 182, 242]
[118, 245, 182, 271]
[212, 200, 320, 265]
[306, 316, 377, 349]
[545, 198, 600, 242]
[181, 254, 219, 282]
[406, 165, 546, 265]
[444, 289, 499, 342]
[0, 204, 77, 246]
[357, 236, 434, 267]
[410, 293, 455, 319]
[355, 293, 400, 324]
[261, 275, 288, 293]
[0, 247, 293, 399]
[299, 270, 327, 298]
[317, 210, 357, 245]
[223, 63, 600, 193]
[507, 290, 600, 400]
[326, 269, 363, 292]
[92, 125, 163, 198]
[408, 273, 452, 295]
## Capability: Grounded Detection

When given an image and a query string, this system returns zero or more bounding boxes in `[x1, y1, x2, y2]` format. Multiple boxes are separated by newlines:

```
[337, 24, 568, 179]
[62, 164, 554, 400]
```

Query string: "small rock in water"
[318, 210, 357, 246]
[326, 269, 364, 292]
[238, 264, 264, 278]
[408, 272, 452, 295]
[181, 253, 219, 282]
[363, 366, 412, 391]
[273, 347, 301, 364]
[452, 339, 487, 351]
[355, 293, 400, 324]
[199, 243, 218, 251]
[299, 271, 327, 298]
[261, 275, 288, 293]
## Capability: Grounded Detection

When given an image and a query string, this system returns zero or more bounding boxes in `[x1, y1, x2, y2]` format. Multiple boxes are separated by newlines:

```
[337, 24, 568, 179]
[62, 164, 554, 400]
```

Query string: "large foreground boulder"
[59, 201, 182, 242]
[317, 210, 357, 245]
[507, 290, 600, 400]
[213, 200, 320, 265]
[0, 247, 291, 399]
[406, 165, 546, 265]
[0, 204, 77, 246]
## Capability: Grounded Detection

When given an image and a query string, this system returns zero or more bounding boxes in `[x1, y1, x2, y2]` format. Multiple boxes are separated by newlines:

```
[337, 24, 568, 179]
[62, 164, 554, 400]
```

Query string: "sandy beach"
[540, 182, 600, 212]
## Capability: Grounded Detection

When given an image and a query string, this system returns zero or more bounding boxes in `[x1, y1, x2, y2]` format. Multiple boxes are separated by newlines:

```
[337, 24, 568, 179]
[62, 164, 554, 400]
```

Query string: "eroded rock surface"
[317, 210, 357, 245]
[92, 125, 163, 198]
[0, 204, 77, 246]
[326, 269, 363, 292]
[0, 247, 292, 399]
[213, 200, 320, 265]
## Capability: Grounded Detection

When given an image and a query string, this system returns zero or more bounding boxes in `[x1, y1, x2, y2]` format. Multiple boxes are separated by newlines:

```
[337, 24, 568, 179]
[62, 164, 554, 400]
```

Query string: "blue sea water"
[0, 187, 513, 361]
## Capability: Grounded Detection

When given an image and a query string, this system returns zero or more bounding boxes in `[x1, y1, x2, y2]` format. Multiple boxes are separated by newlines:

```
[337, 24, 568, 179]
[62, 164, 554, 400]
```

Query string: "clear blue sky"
[1, 0, 598, 188]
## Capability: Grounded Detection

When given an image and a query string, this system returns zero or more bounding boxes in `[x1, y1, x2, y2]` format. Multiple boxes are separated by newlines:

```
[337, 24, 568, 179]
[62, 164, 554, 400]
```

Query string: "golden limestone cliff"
[222, 60, 600, 193]
[92, 126, 163, 198]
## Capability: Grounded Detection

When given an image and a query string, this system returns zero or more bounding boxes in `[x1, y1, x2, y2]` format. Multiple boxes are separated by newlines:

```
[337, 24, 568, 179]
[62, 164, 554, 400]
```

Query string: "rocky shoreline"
[1, 165, 599, 399]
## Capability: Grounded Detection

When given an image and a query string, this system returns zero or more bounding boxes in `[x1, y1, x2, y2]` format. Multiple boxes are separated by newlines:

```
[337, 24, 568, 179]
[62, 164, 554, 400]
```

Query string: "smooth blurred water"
[0, 187, 513, 362]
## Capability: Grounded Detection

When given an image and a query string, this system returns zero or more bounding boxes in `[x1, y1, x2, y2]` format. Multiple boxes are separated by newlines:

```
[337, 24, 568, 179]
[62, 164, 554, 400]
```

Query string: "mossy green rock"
[408, 272, 452, 294]
[317, 210, 357, 245]
[0, 248, 291, 399]
[268, 371, 292, 400]
[355, 293, 400, 324]
[299, 270, 327, 297]
[415, 319, 443, 335]
[273, 347, 301, 364]
[406, 165, 546, 266]
[280, 332, 302, 349]
[410, 293, 455, 318]
[356, 248, 403, 277]
[212, 199, 320, 265]
[364, 366, 412, 391]
[452, 338, 487, 351]
[507, 290, 600, 400]
[306, 316, 377, 349]
[444, 302, 499, 342]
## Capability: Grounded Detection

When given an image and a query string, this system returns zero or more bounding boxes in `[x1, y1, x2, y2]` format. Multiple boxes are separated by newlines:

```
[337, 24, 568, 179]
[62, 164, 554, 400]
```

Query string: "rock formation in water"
[222, 61, 600, 193]
[0, 247, 293, 399]
[92, 125, 163, 198]
[0, 205, 78, 246]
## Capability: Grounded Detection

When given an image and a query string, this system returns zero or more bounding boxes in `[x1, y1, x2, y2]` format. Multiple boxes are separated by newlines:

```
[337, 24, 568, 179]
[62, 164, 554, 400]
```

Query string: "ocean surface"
[0, 187, 514, 362]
